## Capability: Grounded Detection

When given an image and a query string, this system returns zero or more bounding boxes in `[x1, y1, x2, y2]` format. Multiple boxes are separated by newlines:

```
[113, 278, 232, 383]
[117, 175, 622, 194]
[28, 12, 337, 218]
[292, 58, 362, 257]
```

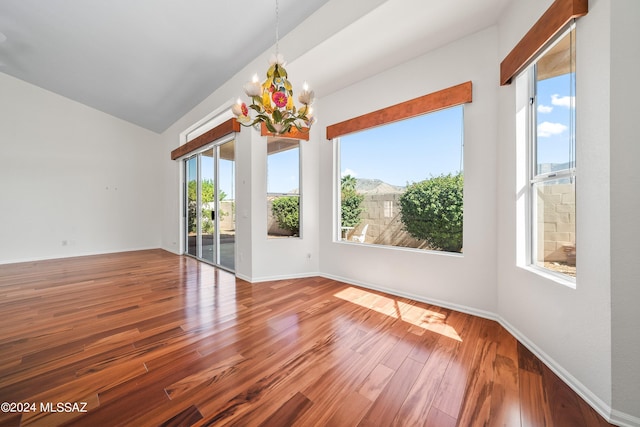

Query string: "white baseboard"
[319, 272, 499, 322]
[610, 410, 640, 427]
[237, 271, 320, 283]
[235, 272, 251, 282]
[0, 246, 161, 266]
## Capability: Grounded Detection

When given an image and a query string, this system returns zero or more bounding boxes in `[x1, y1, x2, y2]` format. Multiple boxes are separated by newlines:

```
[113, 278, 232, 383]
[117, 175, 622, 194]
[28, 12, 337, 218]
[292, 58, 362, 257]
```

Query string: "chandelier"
[231, 0, 315, 135]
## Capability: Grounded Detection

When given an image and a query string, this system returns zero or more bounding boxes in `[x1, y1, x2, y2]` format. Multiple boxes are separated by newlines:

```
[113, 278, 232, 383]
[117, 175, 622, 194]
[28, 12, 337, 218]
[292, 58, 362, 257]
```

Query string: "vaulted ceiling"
[0, 0, 510, 133]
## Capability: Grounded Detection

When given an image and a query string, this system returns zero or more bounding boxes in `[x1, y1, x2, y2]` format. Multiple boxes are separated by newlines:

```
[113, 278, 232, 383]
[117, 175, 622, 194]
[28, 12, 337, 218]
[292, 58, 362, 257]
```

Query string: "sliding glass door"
[218, 140, 235, 270]
[184, 138, 235, 271]
[200, 147, 216, 264]
[186, 156, 198, 257]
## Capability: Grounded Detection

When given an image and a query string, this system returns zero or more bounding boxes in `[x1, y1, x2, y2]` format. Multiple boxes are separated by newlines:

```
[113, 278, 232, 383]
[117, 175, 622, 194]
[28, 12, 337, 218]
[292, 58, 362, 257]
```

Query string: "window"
[528, 26, 576, 278]
[336, 106, 464, 252]
[267, 137, 301, 238]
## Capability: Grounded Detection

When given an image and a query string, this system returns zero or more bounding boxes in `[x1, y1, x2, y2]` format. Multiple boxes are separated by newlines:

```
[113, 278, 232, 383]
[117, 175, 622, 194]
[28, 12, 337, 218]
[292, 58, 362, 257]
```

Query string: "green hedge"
[399, 173, 463, 252]
[341, 175, 364, 228]
[271, 196, 300, 235]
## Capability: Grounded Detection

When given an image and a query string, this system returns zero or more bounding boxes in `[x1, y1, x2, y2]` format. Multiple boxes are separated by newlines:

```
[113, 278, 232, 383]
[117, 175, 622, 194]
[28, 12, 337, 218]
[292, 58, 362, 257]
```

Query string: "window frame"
[327, 82, 471, 253]
[332, 104, 466, 253]
[525, 24, 577, 284]
[266, 137, 302, 239]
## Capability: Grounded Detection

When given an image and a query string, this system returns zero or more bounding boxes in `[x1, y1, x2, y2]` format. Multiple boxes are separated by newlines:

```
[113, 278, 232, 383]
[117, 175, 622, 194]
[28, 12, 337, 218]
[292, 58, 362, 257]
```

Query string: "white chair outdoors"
[352, 224, 368, 243]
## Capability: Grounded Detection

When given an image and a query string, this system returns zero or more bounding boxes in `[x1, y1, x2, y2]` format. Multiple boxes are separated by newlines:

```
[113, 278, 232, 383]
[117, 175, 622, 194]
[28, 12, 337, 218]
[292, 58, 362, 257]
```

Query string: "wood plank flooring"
[0, 250, 613, 426]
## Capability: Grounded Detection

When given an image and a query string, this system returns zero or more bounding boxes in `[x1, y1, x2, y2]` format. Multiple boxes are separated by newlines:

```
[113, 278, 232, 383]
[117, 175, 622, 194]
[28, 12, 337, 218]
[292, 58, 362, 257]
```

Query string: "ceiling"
[0, 0, 510, 134]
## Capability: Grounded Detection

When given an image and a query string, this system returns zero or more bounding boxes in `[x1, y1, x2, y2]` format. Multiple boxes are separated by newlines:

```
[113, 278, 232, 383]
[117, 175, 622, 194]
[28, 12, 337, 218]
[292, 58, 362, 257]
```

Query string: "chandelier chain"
[275, 0, 280, 57]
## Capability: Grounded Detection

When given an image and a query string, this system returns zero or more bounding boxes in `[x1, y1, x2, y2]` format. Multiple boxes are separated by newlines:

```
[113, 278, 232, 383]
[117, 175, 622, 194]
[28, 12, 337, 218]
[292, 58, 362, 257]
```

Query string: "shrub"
[187, 179, 227, 234]
[271, 196, 300, 235]
[399, 173, 463, 252]
[341, 175, 365, 228]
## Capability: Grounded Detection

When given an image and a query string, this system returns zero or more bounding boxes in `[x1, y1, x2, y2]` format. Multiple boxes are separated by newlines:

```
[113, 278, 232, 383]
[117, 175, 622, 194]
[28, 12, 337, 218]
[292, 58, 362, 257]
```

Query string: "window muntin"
[529, 26, 576, 278]
[267, 137, 301, 238]
[336, 106, 464, 253]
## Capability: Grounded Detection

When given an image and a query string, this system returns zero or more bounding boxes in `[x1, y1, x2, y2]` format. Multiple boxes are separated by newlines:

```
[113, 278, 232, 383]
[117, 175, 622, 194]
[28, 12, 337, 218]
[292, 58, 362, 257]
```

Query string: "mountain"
[355, 179, 405, 194]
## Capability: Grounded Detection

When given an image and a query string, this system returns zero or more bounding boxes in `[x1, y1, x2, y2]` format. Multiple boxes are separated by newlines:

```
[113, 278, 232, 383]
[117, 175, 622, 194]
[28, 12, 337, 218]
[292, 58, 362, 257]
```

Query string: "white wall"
[317, 27, 499, 315]
[0, 73, 162, 264]
[610, 0, 640, 421]
[236, 126, 321, 282]
[497, 0, 617, 421]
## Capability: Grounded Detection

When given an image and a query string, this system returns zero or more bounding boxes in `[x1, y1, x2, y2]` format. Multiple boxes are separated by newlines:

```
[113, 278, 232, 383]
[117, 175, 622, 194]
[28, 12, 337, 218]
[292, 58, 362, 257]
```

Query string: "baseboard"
[319, 272, 499, 322]
[610, 409, 640, 427]
[237, 271, 321, 284]
[161, 246, 182, 256]
[235, 272, 252, 282]
[0, 246, 162, 266]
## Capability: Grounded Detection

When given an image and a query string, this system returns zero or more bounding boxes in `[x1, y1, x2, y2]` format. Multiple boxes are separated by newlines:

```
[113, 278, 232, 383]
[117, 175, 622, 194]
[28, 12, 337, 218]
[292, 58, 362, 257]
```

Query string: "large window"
[528, 26, 576, 278]
[336, 106, 464, 253]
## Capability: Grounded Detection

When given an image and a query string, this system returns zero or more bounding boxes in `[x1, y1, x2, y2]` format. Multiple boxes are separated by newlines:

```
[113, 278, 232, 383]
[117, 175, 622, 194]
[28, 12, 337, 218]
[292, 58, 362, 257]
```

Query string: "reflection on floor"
[187, 233, 235, 270]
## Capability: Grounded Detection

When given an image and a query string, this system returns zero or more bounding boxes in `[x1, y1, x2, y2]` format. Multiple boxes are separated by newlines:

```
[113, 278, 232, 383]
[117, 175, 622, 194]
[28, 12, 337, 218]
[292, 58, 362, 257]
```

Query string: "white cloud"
[341, 168, 358, 177]
[538, 121, 568, 137]
[551, 94, 574, 108]
[537, 104, 553, 113]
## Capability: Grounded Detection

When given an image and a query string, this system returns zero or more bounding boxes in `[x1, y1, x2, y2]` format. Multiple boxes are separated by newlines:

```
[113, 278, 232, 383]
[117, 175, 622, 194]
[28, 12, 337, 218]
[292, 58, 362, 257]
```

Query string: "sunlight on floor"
[334, 287, 462, 341]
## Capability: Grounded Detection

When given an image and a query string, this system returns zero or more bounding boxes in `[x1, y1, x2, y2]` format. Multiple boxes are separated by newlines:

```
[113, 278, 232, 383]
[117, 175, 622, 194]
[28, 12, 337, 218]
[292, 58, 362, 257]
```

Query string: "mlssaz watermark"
[1, 402, 88, 413]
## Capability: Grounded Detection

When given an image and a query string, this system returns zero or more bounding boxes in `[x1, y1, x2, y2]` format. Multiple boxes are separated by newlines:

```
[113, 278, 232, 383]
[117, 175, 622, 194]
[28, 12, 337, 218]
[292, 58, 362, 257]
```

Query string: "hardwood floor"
[0, 250, 613, 426]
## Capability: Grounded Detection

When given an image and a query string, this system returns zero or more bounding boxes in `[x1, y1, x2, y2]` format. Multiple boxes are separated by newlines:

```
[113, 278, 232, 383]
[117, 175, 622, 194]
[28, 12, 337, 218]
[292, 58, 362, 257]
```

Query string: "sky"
[535, 72, 575, 172]
[267, 148, 299, 194]
[340, 106, 464, 188]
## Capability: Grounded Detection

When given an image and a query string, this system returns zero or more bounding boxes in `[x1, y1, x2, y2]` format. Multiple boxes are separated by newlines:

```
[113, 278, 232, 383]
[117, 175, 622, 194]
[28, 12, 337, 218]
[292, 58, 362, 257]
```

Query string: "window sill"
[337, 239, 464, 258]
[519, 264, 576, 289]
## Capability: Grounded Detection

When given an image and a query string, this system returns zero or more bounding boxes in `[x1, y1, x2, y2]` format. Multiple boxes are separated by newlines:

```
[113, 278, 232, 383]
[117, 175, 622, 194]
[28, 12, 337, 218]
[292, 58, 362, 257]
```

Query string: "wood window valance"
[260, 123, 309, 141]
[326, 81, 472, 140]
[500, 0, 587, 86]
[170, 118, 240, 160]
